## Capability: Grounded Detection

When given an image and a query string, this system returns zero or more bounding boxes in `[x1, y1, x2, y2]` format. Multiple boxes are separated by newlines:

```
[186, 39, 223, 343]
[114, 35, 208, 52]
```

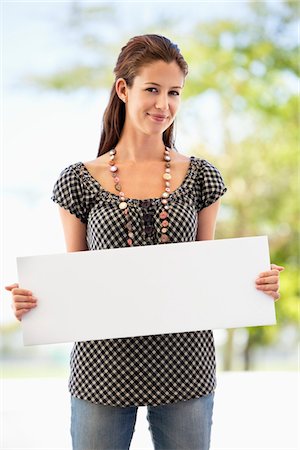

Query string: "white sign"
[17, 236, 276, 346]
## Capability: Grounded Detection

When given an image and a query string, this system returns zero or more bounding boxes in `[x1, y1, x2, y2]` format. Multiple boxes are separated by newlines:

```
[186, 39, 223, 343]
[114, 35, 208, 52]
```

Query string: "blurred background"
[1, 1, 299, 449]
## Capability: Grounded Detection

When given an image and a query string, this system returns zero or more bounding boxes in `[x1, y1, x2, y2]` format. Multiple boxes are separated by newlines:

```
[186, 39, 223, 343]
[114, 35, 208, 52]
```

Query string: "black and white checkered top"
[51, 155, 227, 407]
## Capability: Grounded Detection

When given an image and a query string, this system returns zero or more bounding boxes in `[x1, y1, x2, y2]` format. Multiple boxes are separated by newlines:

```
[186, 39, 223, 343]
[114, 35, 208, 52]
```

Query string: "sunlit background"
[1, 1, 299, 449]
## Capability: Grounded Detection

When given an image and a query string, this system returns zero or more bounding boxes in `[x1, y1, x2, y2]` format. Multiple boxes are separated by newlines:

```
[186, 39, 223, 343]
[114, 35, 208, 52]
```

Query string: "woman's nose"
[155, 94, 169, 111]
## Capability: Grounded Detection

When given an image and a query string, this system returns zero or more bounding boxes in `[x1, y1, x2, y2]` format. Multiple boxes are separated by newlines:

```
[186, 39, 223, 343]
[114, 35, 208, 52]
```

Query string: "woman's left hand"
[255, 264, 285, 302]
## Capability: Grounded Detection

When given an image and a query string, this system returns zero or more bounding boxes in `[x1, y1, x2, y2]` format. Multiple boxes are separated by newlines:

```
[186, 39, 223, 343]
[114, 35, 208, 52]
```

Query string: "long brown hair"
[97, 34, 188, 157]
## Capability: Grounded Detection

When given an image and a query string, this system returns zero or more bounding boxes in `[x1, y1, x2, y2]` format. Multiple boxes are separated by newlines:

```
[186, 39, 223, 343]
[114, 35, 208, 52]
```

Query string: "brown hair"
[97, 34, 188, 157]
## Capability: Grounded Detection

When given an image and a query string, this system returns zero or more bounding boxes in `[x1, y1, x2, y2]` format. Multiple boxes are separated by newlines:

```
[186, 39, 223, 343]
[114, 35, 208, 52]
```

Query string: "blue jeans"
[71, 392, 214, 450]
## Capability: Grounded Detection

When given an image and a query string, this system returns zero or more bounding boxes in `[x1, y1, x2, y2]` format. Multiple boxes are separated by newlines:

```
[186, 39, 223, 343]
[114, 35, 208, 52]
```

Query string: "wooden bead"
[119, 202, 127, 210]
[160, 211, 168, 219]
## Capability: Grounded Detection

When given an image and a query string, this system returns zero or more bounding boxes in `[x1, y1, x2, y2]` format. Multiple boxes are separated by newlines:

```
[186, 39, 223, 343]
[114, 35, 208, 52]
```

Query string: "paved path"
[1, 372, 298, 449]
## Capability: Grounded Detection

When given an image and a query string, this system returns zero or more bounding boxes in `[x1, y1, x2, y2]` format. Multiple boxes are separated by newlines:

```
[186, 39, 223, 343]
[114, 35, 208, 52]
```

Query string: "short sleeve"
[195, 159, 227, 212]
[51, 163, 89, 224]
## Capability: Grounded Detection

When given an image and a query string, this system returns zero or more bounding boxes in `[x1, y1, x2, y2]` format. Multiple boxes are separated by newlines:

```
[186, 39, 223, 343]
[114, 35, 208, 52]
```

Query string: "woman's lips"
[147, 113, 168, 122]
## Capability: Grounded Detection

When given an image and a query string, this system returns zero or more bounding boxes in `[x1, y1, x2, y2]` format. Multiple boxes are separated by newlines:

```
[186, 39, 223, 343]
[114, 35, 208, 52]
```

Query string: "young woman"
[6, 34, 283, 450]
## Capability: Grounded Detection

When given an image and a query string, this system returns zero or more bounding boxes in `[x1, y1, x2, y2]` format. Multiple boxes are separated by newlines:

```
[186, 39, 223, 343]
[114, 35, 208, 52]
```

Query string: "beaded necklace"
[108, 146, 172, 246]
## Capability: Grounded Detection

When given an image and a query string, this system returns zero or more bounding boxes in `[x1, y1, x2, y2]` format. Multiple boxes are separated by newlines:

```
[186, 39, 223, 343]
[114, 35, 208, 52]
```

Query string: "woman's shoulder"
[83, 152, 110, 167]
[55, 161, 83, 179]
[188, 156, 227, 210]
[51, 160, 100, 223]
[172, 150, 224, 181]
[171, 149, 190, 163]
[190, 155, 223, 176]
[175, 150, 215, 166]
[53, 161, 93, 192]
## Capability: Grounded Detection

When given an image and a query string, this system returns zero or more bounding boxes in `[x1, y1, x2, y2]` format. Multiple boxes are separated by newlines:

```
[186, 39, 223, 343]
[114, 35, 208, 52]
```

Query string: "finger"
[5, 283, 19, 291]
[11, 288, 33, 296]
[256, 275, 279, 285]
[258, 269, 279, 278]
[14, 295, 37, 303]
[15, 302, 37, 311]
[256, 283, 279, 292]
[271, 264, 285, 272]
[12, 301, 36, 314]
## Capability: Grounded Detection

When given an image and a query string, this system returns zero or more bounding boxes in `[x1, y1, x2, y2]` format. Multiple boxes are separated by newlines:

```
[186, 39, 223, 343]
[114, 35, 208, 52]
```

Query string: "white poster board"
[17, 236, 276, 346]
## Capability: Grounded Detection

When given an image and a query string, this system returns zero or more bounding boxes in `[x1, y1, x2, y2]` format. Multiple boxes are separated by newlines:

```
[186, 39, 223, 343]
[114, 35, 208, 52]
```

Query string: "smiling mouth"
[147, 113, 168, 121]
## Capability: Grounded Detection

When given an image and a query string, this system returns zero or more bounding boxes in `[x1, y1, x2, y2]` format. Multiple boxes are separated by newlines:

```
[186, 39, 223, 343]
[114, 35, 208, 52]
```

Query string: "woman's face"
[118, 60, 185, 136]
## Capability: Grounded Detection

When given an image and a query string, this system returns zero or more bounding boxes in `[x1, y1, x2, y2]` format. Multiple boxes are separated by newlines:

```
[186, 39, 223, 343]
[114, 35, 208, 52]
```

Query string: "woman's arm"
[58, 207, 88, 252]
[196, 199, 221, 241]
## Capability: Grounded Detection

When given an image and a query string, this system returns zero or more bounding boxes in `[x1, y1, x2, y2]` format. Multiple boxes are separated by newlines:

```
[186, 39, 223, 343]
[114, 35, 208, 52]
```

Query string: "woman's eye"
[146, 88, 180, 96]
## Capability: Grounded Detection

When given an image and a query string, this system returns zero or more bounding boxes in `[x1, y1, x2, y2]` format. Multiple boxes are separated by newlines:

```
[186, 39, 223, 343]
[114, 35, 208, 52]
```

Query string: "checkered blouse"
[51, 155, 227, 407]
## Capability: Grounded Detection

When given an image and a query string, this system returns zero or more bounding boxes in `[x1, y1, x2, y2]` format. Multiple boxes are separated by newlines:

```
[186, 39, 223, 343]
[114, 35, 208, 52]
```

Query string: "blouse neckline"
[78, 155, 196, 205]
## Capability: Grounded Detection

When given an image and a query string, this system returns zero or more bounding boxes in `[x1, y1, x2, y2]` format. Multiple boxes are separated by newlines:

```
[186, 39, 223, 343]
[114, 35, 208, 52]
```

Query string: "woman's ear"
[115, 78, 128, 102]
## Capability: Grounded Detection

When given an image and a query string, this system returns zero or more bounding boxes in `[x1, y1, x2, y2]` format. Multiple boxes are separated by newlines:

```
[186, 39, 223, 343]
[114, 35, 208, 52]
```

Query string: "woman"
[6, 34, 284, 450]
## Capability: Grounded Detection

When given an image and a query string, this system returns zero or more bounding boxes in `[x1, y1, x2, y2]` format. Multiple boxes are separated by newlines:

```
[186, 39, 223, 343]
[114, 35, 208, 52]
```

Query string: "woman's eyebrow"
[144, 82, 183, 89]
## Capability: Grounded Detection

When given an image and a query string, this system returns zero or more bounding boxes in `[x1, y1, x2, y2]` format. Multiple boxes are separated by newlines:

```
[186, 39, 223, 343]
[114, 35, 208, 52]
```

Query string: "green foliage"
[25, 66, 106, 92]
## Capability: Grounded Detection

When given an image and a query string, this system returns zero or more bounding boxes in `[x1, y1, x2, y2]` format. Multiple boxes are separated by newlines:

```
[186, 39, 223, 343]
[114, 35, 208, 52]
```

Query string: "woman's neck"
[115, 136, 167, 163]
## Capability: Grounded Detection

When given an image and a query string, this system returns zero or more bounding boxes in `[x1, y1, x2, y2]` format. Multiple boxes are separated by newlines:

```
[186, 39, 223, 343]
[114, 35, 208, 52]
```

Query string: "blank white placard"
[17, 236, 276, 345]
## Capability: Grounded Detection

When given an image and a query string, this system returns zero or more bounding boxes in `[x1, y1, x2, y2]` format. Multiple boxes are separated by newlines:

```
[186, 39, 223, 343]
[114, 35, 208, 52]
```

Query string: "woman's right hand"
[5, 283, 38, 321]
